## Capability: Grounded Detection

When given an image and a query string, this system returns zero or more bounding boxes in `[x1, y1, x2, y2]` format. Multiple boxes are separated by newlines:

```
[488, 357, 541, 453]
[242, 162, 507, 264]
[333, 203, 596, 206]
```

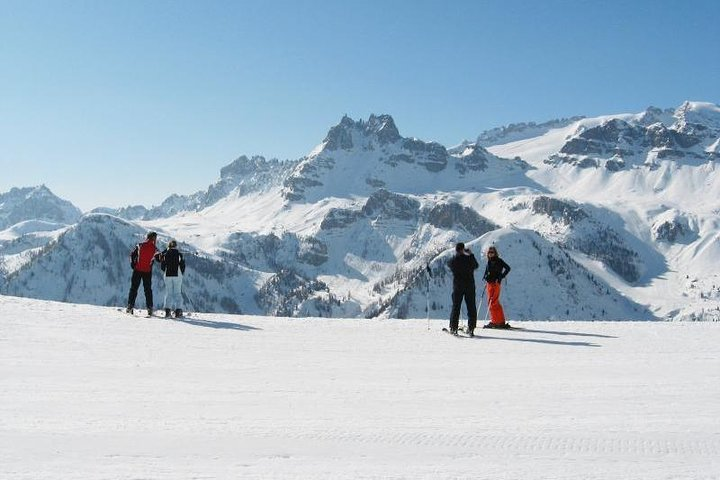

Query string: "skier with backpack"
[448, 242, 479, 336]
[482, 245, 511, 329]
[126, 231, 160, 316]
[157, 239, 186, 318]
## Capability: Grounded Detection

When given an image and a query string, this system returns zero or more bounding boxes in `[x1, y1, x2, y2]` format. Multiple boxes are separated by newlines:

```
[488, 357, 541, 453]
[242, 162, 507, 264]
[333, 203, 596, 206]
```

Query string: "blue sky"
[1, 0, 718, 210]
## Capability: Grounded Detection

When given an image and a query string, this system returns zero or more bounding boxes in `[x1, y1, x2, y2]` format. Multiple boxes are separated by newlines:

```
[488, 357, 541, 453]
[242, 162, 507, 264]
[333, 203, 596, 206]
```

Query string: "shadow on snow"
[172, 317, 262, 331]
[511, 328, 617, 339]
[478, 335, 601, 347]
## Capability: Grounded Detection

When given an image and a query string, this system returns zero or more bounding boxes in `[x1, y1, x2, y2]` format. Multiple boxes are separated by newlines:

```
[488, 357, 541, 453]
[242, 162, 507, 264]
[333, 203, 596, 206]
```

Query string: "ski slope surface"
[1, 295, 719, 479]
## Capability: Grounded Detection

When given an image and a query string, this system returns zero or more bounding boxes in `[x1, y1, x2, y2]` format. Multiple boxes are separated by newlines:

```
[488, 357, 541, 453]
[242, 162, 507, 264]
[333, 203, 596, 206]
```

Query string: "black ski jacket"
[483, 257, 511, 283]
[448, 252, 479, 288]
[159, 248, 185, 277]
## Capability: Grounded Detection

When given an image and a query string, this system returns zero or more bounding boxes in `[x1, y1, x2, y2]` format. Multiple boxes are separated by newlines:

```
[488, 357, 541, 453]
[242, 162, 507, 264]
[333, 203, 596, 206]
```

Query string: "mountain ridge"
[2, 101, 719, 320]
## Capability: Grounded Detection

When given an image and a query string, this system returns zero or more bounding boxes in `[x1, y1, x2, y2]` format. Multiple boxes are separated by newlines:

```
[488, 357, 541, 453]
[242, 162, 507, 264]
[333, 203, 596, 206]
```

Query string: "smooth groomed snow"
[1, 296, 719, 480]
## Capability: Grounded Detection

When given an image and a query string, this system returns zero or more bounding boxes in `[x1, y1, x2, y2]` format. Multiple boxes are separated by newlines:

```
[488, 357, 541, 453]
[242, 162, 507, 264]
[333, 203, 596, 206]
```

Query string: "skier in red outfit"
[126, 231, 160, 316]
[482, 245, 511, 329]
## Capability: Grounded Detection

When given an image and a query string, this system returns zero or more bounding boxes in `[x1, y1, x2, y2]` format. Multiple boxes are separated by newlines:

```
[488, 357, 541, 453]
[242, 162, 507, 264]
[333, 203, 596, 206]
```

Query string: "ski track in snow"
[1, 296, 719, 479]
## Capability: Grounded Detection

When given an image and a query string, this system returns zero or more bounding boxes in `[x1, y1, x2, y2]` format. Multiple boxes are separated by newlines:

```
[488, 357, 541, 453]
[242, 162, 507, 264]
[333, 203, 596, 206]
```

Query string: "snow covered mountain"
[0, 185, 81, 230]
[1, 213, 266, 314]
[94, 155, 298, 221]
[2, 102, 719, 321]
[282, 114, 531, 203]
[0, 186, 81, 284]
[484, 101, 720, 320]
[490, 102, 720, 174]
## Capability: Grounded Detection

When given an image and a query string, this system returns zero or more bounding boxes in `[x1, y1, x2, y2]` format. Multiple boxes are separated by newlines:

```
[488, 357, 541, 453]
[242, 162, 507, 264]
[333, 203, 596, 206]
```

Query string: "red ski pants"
[486, 281, 506, 325]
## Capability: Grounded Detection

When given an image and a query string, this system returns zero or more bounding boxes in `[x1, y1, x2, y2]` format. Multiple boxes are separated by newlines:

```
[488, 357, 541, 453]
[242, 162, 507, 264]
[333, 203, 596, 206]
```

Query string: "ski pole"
[425, 263, 432, 331]
[483, 282, 491, 324]
[476, 282, 486, 319]
[182, 287, 196, 314]
[426, 284, 430, 331]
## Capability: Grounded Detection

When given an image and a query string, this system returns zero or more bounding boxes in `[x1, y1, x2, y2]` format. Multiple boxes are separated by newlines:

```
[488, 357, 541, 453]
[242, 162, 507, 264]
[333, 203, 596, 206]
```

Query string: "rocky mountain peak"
[323, 114, 401, 151]
[638, 105, 675, 126]
[219, 155, 282, 179]
[3, 185, 52, 201]
[673, 101, 720, 132]
[366, 114, 401, 144]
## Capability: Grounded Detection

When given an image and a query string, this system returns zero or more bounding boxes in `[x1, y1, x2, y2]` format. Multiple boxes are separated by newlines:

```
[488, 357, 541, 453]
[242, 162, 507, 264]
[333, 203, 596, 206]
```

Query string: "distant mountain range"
[2, 101, 719, 321]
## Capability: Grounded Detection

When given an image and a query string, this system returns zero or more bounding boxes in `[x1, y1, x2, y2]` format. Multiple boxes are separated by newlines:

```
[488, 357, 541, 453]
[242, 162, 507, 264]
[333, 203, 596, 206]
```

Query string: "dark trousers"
[128, 270, 153, 309]
[449, 284, 477, 331]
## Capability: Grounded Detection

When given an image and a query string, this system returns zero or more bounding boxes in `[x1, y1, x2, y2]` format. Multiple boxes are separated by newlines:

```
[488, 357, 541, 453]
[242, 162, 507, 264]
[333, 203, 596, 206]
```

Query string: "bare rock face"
[367, 114, 401, 145]
[532, 197, 588, 225]
[297, 238, 329, 266]
[653, 220, 686, 243]
[530, 196, 641, 283]
[401, 138, 448, 172]
[424, 203, 496, 238]
[651, 212, 696, 244]
[323, 116, 356, 151]
[453, 144, 488, 174]
[320, 208, 363, 230]
[361, 189, 420, 221]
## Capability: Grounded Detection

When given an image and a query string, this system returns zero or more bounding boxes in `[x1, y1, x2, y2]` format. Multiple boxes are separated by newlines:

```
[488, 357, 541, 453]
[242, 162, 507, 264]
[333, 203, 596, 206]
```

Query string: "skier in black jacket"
[156, 239, 186, 318]
[448, 242, 479, 336]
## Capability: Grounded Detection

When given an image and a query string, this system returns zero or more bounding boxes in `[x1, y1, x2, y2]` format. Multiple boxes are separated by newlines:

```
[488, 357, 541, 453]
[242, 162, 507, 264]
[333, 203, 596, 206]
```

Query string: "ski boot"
[165, 308, 172, 318]
[125, 305, 133, 314]
[147, 307, 153, 317]
[174, 309, 183, 318]
[483, 322, 511, 329]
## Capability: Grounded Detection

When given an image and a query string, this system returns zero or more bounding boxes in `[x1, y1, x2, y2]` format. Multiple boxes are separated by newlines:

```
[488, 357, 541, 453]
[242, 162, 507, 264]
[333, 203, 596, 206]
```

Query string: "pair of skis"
[117, 308, 159, 318]
[117, 308, 190, 319]
[442, 327, 477, 338]
[442, 324, 520, 337]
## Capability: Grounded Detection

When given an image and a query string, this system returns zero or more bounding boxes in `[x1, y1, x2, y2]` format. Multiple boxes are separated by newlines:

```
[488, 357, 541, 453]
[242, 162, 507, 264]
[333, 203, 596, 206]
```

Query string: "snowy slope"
[473, 115, 586, 147]
[1, 295, 719, 480]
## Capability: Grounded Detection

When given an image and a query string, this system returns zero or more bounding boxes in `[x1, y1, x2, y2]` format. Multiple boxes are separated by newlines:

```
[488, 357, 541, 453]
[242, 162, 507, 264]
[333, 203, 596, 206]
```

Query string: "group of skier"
[124, 231, 510, 330]
[447, 242, 511, 337]
[126, 231, 186, 318]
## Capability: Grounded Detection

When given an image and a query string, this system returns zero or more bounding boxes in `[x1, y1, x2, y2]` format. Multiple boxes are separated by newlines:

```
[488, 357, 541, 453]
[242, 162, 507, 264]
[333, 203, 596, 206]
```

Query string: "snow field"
[1, 295, 719, 479]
